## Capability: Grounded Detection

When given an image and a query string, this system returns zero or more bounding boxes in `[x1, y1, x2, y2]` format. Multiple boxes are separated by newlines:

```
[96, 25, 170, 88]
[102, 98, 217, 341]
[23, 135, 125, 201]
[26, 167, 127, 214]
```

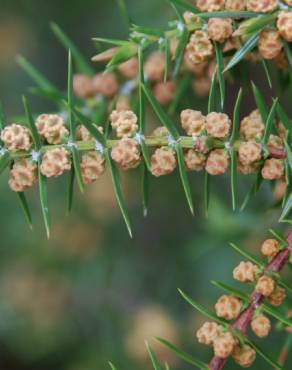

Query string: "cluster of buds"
[73, 72, 119, 99]
[196, 236, 288, 367]
[195, 0, 279, 13]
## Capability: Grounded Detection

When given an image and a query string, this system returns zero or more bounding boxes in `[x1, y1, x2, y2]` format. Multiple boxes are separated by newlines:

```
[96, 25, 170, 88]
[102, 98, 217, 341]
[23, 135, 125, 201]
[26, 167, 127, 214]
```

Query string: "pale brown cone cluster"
[1, 124, 32, 152]
[40, 148, 71, 178]
[9, 158, 37, 192]
[277, 11, 292, 42]
[233, 261, 258, 283]
[258, 30, 283, 60]
[215, 295, 243, 320]
[181, 109, 206, 136]
[76, 124, 104, 142]
[110, 110, 138, 138]
[151, 147, 177, 177]
[207, 18, 233, 44]
[80, 151, 105, 184]
[261, 158, 284, 180]
[111, 138, 141, 170]
[36, 114, 69, 144]
[246, 0, 278, 13]
[186, 31, 214, 65]
[225, 0, 246, 11]
[73, 72, 119, 99]
[206, 149, 229, 176]
[196, 0, 225, 12]
[240, 110, 265, 141]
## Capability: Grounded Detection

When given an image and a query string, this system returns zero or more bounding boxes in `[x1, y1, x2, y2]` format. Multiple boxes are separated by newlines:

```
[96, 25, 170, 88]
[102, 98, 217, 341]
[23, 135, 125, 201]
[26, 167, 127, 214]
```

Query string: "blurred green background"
[0, 1, 291, 369]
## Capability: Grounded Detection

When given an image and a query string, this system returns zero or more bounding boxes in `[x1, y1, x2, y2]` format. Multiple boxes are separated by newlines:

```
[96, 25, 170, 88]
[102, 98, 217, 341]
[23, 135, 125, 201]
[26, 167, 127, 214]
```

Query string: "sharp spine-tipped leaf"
[17, 192, 33, 229]
[230, 149, 238, 211]
[176, 145, 194, 215]
[251, 82, 269, 121]
[231, 88, 243, 143]
[146, 342, 163, 370]
[214, 42, 225, 111]
[109, 362, 118, 370]
[263, 98, 278, 144]
[38, 165, 50, 239]
[22, 96, 41, 150]
[229, 243, 264, 267]
[245, 338, 284, 370]
[211, 280, 249, 302]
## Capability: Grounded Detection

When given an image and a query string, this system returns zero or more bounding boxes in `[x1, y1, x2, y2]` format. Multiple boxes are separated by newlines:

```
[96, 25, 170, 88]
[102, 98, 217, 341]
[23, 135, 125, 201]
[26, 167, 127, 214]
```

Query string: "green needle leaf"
[230, 88, 243, 144]
[176, 144, 194, 215]
[0, 101, 6, 129]
[245, 338, 284, 370]
[261, 60, 272, 89]
[197, 11, 260, 19]
[142, 162, 150, 216]
[17, 192, 33, 230]
[178, 289, 227, 325]
[38, 165, 50, 239]
[230, 149, 238, 211]
[142, 84, 179, 139]
[50, 22, 94, 75]
[278, 280, 292, 296]
[211, 281, 249, 302]
[67, 168, 75, 213]
[251, 82, 269, 122]
[277, 103, 292, 136]
[208, 69, 218, 113]
[0, 151, 10, 175]
[109, 362, 118, 370]
[284, 139, 292, 172]
[279, 192, 292, 222]
[156, 338, 209, 370]
[263, 98, 278, 144]
[116, 0, 131, 29]
[214, 42, 225, 111]
[146, 342, 163, 370]
[204, 172, 210, 218]
[224, 33, 259, 72]
[71, 146, 84, 193]
[22, 96, 41, 150]
[173, 26, 189, 78]
[229, 243, 264, 267]
[168, 0, 199, 13]
[105, 149, 133, 238]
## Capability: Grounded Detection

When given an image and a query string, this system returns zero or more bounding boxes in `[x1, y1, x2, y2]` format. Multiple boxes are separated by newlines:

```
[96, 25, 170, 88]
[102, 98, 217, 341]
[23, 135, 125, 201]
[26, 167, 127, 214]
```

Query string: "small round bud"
[92, 72, 119, 98]
[153, 81, 176, 105]
[215, 295, 243, 320]
[240, 110, 265, 140]
[258, 30, 282, 60]
[268, 286, 286, 307]
[40, 148, 71, 178]
[183, 11, 200, 25]
[206, 149, 229, 176]
[80, 151, 105, 184]
[196, 321, 223, 346]
[144, 52, 165, 82]
[151, 126, 169, 138]
[186, 31, 213, 65]
[111, 138, 140, 170]
[36, 114, 69, 145]
[225, 0, 246, 11]
[118, 57, 139, 80]
[261, 159, 284, 180]
[267, 134, 284, 152]
[246, 0, 278, 13]
[277, 11, 292, 42]
[192, 76, 211, 97]
[181, 109, 206, 136]
[251, 314, 271, 338]
[9, 158, 37, 192]
[184, 149, 206, 171]
[207, 18, 233, 44]
[196, 0, 225, 12]
[206, 112, 231, 139]
[110, 110, 138, 138]
[73, 74, 94, 98]
[233, 261, 257, 283]
[76, 124, 103, 142]
[232, 344, 256, 368]
[213, 331, 236, 359]
[261, 238, 280, 258]
[1, 124, 32, 152]
[151, 147, 176, 177]
[255, 275, 275, 297]
[238, 141, 262, 166]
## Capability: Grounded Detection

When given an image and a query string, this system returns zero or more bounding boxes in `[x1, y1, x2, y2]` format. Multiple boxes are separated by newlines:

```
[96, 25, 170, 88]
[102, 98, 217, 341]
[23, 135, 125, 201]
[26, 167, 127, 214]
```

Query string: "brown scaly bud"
[1, 124, 32, 152]
[186, 31, 214, 65]
[192, 76, 211, 97]
[196, 0, 225, 12]
[184, 149, 206, 171]
[111, 138, 141, 170]
[181, 109, 206, 136]
[268, 286, 286, 307]
[92, 72, 119, 98]
[213, 331, 237, 359]
[232, 344, 256, 367]
[225, 0, 246, 11]
[261, 238, 280, 258]
[238, 141, 262, 166]
[151, 147, 176, 177]
[251, 314, 271, 338]
[258, 30, 283, 60]
[277, 11, 292, 42]
[196, 321, 223, 346]
[206, 112, 231, 139]
[215, 295, 243, 320]
[80, 151, 105, 184]
[153, 81, 176, 105]
[183, 11, 200, 25]
[76, 124, 103, 142]
[35, 114, 69, 145]
[73, 74, 95, 99]
[110, 110, 138, 138]
[207, 18, 233, 44]
[246, 0, 278, 13]
[255, 275, 275, 297]
[40, 148, 71, 178]
[8, 159, 37, 192]
[144, 52, 165, 82]
[267, 134, 284, 152]
[237, 160, 259, 175]
[240, 110, 265, 140]
[206, 149, 229, 176]
[151, 126, 169, 138]
[118, 57, 139, 80]
[262, 159, 284, 180]
[233, 261, 258, 283]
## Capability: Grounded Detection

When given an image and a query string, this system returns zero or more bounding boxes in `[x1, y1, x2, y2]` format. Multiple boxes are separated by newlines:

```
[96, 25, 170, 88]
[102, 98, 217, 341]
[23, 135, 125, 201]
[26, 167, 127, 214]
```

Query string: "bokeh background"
[0, 0, 291, 369]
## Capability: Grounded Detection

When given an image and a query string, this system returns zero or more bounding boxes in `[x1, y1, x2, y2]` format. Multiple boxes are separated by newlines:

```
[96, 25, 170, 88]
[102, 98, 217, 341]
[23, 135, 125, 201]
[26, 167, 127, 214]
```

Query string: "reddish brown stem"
[208, 229, 292, 370]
